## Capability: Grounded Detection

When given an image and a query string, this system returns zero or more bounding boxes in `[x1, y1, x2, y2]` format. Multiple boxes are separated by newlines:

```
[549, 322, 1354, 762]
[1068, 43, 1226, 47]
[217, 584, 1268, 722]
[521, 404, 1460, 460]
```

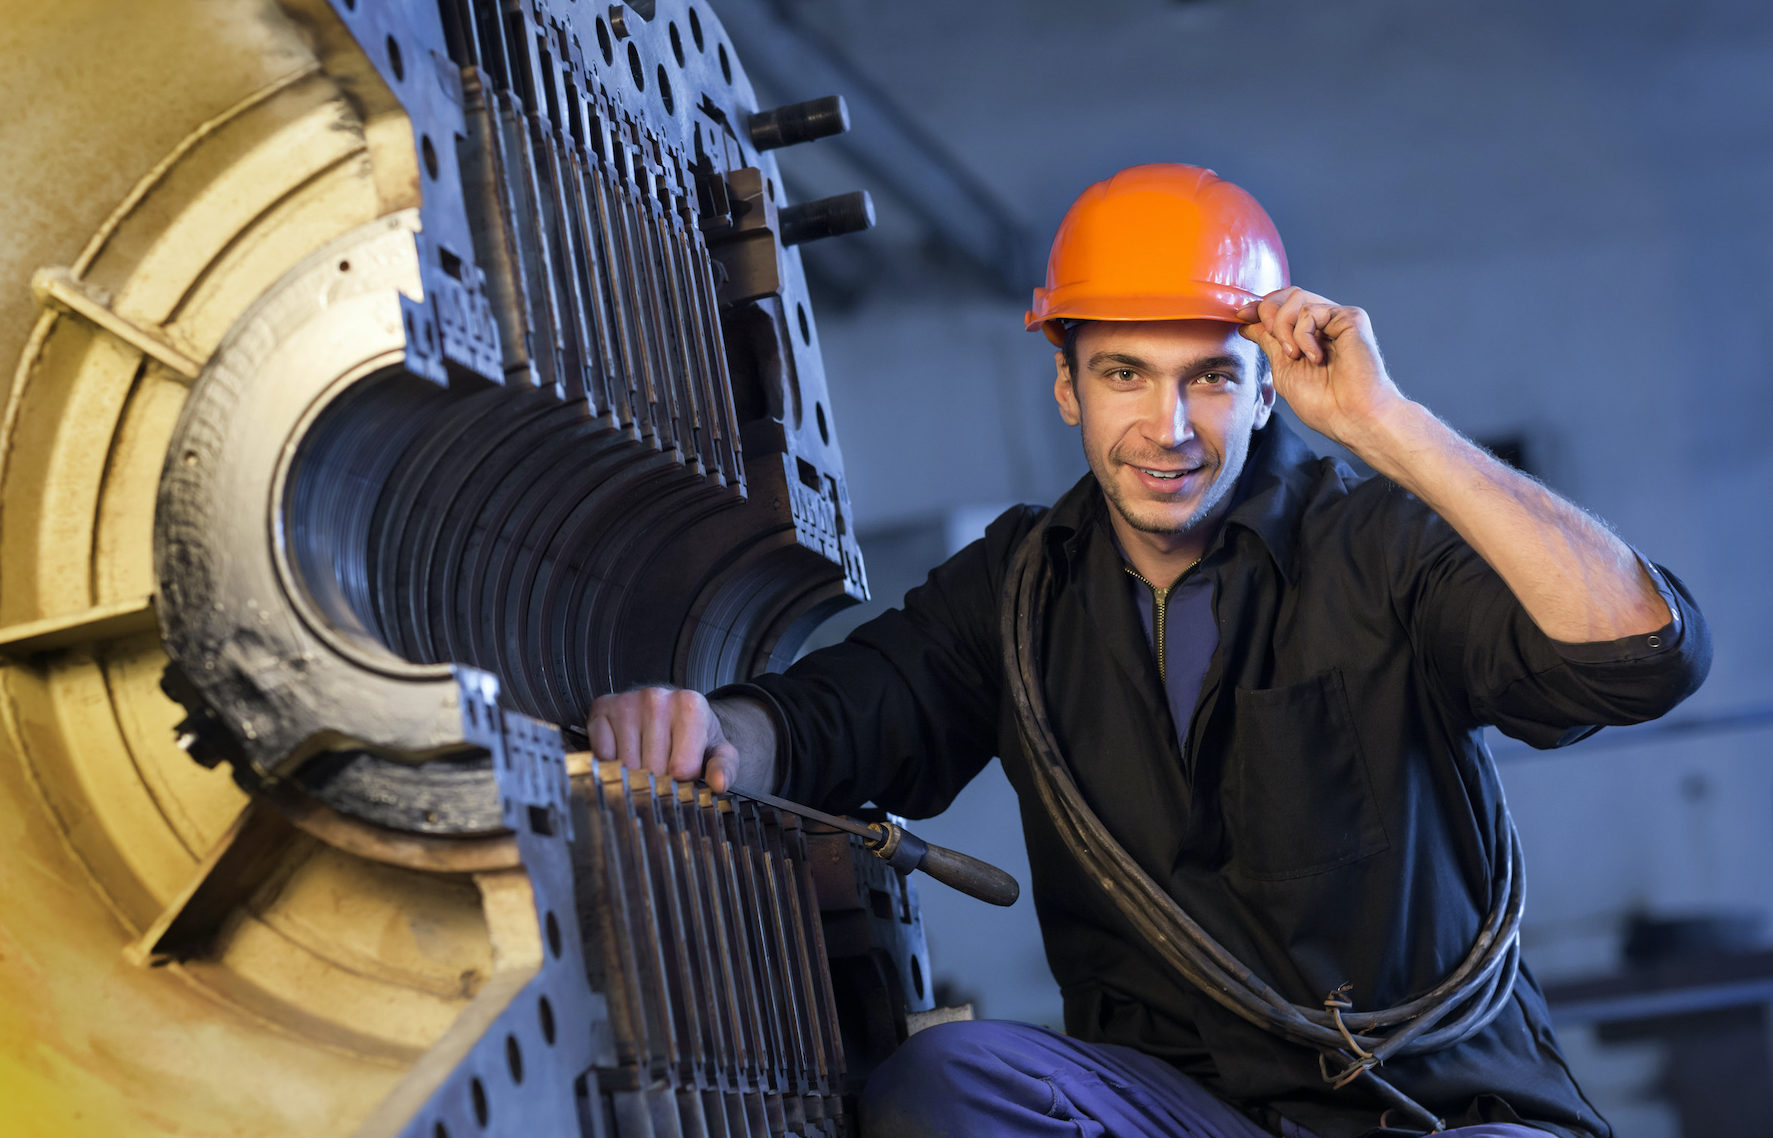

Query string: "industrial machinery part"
[332, 666, 861, 1138]
[0, 1, 930, 1135]
[730, 785, 1021, 909]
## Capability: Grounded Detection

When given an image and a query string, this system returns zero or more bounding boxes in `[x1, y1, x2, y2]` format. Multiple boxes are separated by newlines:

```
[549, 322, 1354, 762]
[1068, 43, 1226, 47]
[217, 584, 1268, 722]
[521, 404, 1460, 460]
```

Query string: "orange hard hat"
[1026, 163, 1289, 345]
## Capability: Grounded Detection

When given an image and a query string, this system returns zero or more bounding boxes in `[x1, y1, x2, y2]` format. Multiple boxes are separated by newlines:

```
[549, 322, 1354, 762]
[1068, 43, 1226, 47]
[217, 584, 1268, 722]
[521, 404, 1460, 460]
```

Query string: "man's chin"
[1108, 492, 1207, 537]
[1120, 507, 1204, 537]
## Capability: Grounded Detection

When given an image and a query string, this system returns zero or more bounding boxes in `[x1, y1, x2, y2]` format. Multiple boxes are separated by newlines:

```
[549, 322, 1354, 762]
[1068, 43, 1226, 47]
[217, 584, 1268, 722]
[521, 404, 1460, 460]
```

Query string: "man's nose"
[1145, 386, 1192, 447]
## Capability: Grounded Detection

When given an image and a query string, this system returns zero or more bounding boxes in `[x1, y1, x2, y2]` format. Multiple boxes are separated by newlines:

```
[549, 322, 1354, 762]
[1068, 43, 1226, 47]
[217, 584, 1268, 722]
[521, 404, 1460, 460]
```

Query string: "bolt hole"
[182, 450, 199, 467]
[545, 910, 562, 958]
[911, 952, 925, 999]
[505, 1034, 524, 1084]
[433, 1124, 448, 1138]
[385, 35, 404, 82]
[596, 17, 613, 64]
[718, 43, 730, 84]
[470, 1077, 489, 1127]
[627, 42, 645, 89]
[766, 177, 775, 201]
[657, 65, 673, 114]
[796, 302, 810, 345]
[538, 995, 556, 1044]
[421, 134, 439, 180]
[338, 259, 351, 272]
[668, 21, 684, 66]
[688, 6, 704, 50]
[815, 401, 829, 445]
[341, 0, 355, 9]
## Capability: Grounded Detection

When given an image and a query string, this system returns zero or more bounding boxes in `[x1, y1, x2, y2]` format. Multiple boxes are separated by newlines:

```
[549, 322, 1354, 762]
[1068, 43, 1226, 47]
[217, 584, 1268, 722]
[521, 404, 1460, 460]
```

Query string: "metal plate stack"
[0, 2, 923, 1135]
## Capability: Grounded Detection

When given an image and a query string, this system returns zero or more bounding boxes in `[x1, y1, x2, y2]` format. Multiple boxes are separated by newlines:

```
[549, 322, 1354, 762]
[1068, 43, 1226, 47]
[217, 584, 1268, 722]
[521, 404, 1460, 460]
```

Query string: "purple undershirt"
[1126, 567, 1217, 753]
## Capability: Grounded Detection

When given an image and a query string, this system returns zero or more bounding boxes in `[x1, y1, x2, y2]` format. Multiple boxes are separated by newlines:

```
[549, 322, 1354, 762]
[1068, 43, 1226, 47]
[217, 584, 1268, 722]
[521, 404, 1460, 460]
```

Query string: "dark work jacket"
[735, 419, 1711, 1138]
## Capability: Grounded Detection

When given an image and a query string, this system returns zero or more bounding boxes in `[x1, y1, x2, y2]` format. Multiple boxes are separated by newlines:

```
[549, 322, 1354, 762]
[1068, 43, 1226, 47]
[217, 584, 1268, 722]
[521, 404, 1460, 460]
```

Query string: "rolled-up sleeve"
[1390, 490, 1712, 750]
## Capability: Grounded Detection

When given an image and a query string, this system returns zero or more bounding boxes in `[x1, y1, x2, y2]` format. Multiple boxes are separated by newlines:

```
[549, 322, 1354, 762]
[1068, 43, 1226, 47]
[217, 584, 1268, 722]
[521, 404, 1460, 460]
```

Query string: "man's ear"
[1252, 369, 1277, 430]
[1054, 351, 1081, 426]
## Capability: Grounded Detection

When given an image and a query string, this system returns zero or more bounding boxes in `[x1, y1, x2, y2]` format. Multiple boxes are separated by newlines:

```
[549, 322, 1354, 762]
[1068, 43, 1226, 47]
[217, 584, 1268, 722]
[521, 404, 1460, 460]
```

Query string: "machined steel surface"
[0, 2, 929, 1136]
[155, 0, 872, 809]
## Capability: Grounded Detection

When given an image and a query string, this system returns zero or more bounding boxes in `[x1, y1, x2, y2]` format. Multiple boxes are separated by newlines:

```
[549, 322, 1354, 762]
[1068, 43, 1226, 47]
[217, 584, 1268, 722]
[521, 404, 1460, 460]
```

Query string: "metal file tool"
[729, 785, 1021, 908]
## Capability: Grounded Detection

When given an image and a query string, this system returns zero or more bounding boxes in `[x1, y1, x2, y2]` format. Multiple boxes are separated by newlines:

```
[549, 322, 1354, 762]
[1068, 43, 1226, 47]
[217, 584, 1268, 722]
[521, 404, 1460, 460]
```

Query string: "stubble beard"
[1099, 458, 1225, 537]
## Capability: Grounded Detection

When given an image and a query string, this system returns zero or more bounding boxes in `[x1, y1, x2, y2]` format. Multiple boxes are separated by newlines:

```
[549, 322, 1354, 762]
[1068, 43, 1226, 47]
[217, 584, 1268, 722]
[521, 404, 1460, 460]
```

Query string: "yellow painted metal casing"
[0, 3, 510, 1134]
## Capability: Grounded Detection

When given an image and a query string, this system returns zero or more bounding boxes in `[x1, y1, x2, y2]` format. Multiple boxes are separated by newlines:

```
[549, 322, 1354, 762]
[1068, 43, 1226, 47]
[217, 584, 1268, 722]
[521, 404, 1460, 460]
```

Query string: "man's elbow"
[1608, 616, 1713, 725]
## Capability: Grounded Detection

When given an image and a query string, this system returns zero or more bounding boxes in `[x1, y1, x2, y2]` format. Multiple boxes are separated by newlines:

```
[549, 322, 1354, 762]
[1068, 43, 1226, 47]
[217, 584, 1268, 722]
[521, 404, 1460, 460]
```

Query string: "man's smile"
[1121, 454, 1210, 495]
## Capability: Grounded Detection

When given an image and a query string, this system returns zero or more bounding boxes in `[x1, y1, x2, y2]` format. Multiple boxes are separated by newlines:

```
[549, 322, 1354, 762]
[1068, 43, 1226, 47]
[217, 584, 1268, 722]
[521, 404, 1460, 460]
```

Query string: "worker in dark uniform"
[587, 165, 1710, 1137]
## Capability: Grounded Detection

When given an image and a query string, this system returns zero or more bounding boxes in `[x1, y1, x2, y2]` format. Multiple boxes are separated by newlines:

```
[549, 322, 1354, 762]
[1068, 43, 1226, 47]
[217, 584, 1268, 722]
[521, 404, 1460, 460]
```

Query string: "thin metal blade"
[727, 786, 876, 843]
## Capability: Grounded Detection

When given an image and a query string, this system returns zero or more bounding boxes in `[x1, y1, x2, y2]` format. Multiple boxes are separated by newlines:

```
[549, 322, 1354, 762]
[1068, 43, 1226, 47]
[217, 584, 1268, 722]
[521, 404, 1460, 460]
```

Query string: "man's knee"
[860, 1021, 1057, 1138]
[864, 1021, 999, 1102]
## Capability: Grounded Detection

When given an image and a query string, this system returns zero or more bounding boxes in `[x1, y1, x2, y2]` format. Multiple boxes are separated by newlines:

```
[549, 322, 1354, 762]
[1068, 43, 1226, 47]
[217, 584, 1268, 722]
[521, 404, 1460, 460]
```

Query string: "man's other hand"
[586, 687, 740, 792]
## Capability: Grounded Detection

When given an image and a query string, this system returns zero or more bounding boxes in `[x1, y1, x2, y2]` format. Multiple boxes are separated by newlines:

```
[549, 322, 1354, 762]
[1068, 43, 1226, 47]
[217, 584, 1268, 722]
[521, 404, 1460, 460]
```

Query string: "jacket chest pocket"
[1222, 669, 1390, 881]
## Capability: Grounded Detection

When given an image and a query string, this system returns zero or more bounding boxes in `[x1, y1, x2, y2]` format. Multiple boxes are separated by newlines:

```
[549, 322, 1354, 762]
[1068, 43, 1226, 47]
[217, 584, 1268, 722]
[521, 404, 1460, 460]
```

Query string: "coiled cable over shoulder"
[998, 515, 1526, 1133]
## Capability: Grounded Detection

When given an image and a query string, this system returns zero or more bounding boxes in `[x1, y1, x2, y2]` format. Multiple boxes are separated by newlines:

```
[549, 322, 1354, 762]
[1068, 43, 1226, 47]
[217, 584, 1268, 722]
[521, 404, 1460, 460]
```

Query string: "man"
[587, 165, 1709, 1137]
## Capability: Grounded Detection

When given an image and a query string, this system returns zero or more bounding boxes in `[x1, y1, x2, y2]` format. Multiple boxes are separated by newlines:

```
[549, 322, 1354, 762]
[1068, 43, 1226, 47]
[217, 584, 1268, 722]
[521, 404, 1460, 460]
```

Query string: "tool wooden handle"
[874, 823, 1020, 907]
[916, 839, 1021, 907]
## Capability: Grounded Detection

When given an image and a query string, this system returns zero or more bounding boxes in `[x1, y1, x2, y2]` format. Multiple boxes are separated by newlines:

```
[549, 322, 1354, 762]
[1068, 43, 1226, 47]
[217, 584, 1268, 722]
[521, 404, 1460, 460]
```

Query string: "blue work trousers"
[860, 1020, 1550, 1138]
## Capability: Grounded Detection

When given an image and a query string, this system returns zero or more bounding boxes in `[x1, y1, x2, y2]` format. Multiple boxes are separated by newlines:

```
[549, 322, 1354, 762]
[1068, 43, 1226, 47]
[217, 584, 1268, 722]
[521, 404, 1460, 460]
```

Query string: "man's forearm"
[710, 695, 782, 794]
[1346, 399, 1670, 643]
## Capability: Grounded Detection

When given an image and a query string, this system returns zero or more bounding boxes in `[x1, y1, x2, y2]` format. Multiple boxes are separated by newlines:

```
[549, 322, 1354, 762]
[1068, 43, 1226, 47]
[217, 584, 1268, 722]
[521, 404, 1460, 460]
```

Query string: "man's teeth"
[1139, 468, 1186, 480]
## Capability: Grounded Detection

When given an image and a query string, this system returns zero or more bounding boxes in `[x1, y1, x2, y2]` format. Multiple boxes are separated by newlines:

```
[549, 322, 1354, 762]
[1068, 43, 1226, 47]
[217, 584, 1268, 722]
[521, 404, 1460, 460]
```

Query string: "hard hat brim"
[1025, 290, 1259, 346]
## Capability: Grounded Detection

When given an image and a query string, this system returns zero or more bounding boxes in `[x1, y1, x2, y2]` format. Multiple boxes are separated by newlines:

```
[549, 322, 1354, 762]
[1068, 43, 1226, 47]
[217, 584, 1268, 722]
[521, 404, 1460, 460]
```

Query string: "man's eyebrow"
[1087, 351, 1150, 372]
[1085, 351, 1247, 375]
[1188, 354, 1248, 375]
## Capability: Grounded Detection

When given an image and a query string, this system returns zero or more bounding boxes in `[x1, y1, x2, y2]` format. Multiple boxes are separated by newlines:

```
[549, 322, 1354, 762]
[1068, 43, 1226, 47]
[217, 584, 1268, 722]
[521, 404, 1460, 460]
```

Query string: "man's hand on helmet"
[1236, 287, 1408, 451]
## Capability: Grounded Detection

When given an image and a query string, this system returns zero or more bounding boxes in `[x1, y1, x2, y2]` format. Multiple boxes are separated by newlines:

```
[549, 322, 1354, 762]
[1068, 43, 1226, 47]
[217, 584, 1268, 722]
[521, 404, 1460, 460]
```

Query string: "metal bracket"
[32, 267, 202, 381]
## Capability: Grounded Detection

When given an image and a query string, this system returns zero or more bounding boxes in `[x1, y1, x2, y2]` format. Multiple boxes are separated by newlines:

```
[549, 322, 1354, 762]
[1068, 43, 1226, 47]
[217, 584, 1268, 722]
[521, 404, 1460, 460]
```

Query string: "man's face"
[1055, 320, 1274, 556]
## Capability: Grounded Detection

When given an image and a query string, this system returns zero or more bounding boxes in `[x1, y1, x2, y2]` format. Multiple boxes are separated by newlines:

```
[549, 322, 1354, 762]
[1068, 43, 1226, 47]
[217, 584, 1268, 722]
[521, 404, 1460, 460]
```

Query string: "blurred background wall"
[723, 0, 1772, 1133]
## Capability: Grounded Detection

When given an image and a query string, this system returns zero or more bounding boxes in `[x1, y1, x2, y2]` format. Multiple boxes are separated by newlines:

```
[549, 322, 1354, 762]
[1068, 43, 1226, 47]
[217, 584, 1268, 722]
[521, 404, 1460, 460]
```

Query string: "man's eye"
[1108, 368, 1137, 382]
[1196, 372, 1229, 385]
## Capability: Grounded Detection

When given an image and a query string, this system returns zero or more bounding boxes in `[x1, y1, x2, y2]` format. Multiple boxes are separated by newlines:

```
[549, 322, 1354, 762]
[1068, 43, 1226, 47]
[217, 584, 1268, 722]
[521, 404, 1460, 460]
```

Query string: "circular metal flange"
[155, 210, 479, 787]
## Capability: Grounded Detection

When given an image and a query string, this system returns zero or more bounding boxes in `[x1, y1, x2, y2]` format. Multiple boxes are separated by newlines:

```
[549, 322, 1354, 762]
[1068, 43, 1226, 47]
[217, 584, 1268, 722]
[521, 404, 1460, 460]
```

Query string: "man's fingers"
[1253, 292, 1289, 340]
[587, 686, 731, 787]
[1243, 288, 1355, 367]
[1305, 304, 1372, 365]
[1274, 291, 1315, 360]
[586, 692, 639, 765]
[704, 742, 740, 794]
[1237, 319, 1286, 374]
[665, 689, 717, 782]
[1323, 304, 1371, 342]
[614, 708, 644, 770]
[636, 687, 676, 775]
[586, 712, 617, 762]
[1295, 307, 1323, 364]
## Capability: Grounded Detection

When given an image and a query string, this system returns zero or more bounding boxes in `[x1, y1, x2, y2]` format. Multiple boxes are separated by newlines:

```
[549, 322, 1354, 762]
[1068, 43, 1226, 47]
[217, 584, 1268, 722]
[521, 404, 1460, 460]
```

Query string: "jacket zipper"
[1123, 566, 1172, 684]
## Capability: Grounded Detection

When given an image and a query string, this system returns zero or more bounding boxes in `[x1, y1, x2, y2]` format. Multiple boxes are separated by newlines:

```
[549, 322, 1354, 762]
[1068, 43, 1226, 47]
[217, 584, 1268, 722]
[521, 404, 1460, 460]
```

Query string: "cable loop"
[1324, 986, 1373, 1063]
[1318, 1049, 1378, 1090]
